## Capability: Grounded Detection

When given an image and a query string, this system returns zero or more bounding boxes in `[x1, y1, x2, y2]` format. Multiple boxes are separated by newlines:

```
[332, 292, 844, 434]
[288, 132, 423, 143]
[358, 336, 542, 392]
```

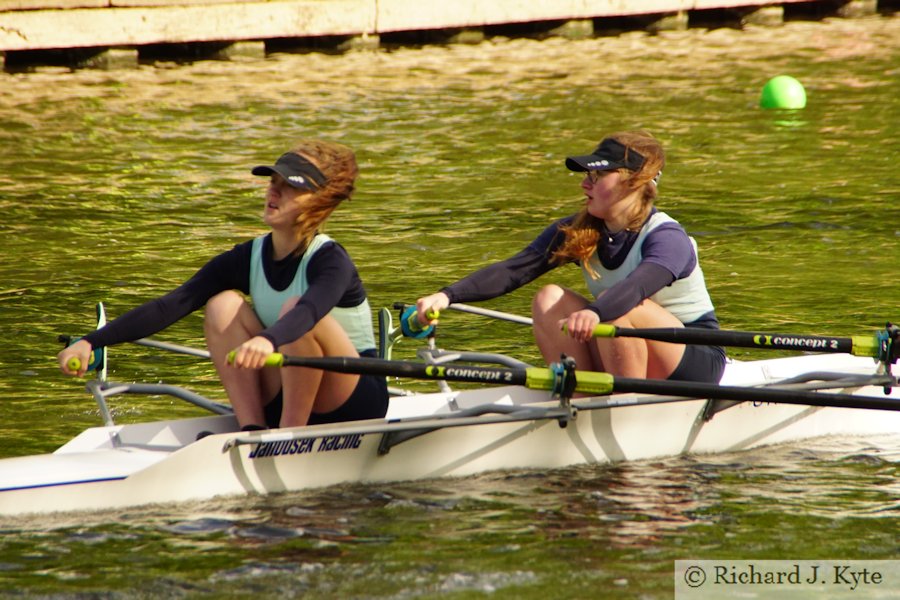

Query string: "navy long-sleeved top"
[84, 234, 369, 350]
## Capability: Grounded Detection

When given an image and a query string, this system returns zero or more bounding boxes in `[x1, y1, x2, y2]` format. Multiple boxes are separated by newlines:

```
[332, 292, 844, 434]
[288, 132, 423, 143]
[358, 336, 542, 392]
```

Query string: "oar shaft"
[447, 303, 533, 326]
[67, 339, 209, 372]
[257, 353, 616, 396]
[593, 324, 879, 359]
[254, 352, 898, 413]
[612, 376, 899, 412]
[133, 338, 210, 358]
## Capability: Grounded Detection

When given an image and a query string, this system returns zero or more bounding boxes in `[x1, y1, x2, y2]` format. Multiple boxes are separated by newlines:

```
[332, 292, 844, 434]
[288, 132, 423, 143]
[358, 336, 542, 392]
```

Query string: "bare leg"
[598, 300, 686, 379]
[532, 284, 686, 380]
[532, 284, 598, 369]
[277, 302, 360, 428]
[204, 291, 278, 428]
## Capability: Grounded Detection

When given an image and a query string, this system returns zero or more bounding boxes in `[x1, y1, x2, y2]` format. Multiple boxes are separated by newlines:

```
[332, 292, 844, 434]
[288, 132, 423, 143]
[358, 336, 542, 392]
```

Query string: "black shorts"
[668, 344, 726, 384]
[262, 350, 389, 428]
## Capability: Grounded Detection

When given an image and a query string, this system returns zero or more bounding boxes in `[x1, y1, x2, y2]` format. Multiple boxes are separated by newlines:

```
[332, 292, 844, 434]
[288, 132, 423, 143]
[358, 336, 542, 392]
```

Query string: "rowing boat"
[1, 305, 897, 517]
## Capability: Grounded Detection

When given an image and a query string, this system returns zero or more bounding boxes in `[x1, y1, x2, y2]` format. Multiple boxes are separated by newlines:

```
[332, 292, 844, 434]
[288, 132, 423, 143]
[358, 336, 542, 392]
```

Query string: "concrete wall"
[0, 0, 887, 62]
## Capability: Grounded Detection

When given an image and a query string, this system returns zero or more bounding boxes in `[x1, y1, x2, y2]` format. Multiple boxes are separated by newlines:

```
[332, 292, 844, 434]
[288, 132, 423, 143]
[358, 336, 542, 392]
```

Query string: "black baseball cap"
[251, 152, 327, 191]
[565, 138, 646, 173]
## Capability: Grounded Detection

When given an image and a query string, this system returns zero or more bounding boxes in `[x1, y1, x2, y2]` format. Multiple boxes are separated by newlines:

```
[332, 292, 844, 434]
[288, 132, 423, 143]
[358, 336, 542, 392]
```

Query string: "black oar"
[431, 303, 899, 365]
[243, 352, 900, 412]
[588, 323, 900, 364]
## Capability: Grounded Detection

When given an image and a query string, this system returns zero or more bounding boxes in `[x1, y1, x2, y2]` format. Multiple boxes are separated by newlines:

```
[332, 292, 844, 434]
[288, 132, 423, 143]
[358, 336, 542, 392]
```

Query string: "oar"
[445, 303, 533, 326]
[65, 337, 210, 373]
[237, 352, 900, 412]
[436, 303, 899, 365]
[586, 323, 900, 364]
[132, 338, 210, 359]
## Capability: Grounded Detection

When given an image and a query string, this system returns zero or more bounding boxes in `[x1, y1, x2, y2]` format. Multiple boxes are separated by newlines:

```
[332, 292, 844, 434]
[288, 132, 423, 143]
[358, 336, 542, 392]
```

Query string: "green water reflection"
[0, 14, 898, 598]
[1, 437, 897, 597]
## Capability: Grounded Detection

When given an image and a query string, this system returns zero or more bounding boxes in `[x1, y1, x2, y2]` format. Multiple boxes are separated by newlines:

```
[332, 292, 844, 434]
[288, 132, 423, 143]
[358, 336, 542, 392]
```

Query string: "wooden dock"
[0, 0, 891, 69]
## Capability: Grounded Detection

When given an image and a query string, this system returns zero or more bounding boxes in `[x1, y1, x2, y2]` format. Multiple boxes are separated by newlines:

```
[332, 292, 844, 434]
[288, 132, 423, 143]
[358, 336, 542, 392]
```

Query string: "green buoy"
[760, 75, 807, 109]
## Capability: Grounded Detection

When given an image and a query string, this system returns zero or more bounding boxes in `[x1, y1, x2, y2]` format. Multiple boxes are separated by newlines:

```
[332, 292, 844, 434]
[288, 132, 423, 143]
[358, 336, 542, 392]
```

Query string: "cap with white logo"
[565, 139, 646, 173]
[252, 152, 327, 191]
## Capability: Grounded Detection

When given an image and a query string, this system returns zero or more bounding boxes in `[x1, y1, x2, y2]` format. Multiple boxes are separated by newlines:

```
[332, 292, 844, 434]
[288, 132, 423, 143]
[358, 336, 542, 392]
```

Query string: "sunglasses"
[583, 170, 615, 184]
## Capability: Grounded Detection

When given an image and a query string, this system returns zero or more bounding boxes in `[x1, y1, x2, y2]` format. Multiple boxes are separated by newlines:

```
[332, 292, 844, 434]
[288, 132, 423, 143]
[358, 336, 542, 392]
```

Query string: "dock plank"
[0, 0, 108, 10]
[0, 0, 373, 51]
[0, 0, 871, 53]
[375, 0, 819, 32]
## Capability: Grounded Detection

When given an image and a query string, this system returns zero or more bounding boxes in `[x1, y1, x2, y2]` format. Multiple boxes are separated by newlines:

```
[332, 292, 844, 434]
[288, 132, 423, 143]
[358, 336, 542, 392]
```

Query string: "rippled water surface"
[0, 14, 898, 598]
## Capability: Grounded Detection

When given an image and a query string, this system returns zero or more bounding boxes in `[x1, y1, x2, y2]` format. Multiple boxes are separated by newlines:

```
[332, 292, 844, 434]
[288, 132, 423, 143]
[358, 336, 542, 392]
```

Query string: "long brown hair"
[288, 139, 358, 255]
[551, 131, 665, 278]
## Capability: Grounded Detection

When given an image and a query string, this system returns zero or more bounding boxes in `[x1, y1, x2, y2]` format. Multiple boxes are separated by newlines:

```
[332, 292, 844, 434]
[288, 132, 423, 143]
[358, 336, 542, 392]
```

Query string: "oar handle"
[400, 306, 439, 339]
[226, 351, 285, 367]
[591, 324, 617, 337]
[66, 351, 98, 373]
[561, 323, 617, 338]
[263, 353, 285, 367]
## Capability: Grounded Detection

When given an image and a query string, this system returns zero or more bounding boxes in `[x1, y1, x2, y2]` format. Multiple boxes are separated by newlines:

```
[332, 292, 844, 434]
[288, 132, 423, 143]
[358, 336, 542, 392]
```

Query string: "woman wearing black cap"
[415, 131, 725, 384]
[58, 140, 388, 430]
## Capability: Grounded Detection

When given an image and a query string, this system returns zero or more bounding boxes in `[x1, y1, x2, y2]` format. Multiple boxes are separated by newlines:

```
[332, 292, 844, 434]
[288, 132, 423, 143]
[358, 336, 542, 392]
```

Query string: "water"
[1, 14, 899, 598]
[1, 438, 898, 597]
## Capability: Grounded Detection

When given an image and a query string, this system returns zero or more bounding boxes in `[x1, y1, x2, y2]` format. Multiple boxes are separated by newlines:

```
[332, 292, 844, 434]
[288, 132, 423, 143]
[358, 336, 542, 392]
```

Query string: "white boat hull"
[1, 353, 897, 517]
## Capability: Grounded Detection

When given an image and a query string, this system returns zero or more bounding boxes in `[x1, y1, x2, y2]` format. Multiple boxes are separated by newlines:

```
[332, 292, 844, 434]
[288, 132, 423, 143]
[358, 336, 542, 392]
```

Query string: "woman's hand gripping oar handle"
[561, 323, 617, 340]
[59, 334, 101, 374]
[65, 350, 101, 373]
[400, 306, 439, 339]
[225, 350, 275, 368]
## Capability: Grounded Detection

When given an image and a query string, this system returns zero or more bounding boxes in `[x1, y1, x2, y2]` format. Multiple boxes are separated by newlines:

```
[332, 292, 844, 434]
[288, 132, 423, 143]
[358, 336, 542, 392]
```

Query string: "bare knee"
[532, 284, 566, 316]
[606, 299, 682, 329]
[532, 285, 589, 326]
[204, 291, 247, 332]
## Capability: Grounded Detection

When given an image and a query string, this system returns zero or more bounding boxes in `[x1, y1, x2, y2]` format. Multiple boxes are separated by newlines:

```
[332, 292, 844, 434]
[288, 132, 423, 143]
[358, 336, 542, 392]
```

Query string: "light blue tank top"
[249, 233, 376, 352]
[582, 212, 715, 324]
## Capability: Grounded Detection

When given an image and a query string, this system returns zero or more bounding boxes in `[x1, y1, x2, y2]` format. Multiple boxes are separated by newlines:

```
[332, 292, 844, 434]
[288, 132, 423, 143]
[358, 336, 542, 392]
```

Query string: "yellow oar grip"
[264, 353, 285, 367]
[66, 351, 95, 372]
[405, 308, 439, 326]
[592, 324, 616, 338]
[561, 324, 617, 338]
[226, 351, 285, 367]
